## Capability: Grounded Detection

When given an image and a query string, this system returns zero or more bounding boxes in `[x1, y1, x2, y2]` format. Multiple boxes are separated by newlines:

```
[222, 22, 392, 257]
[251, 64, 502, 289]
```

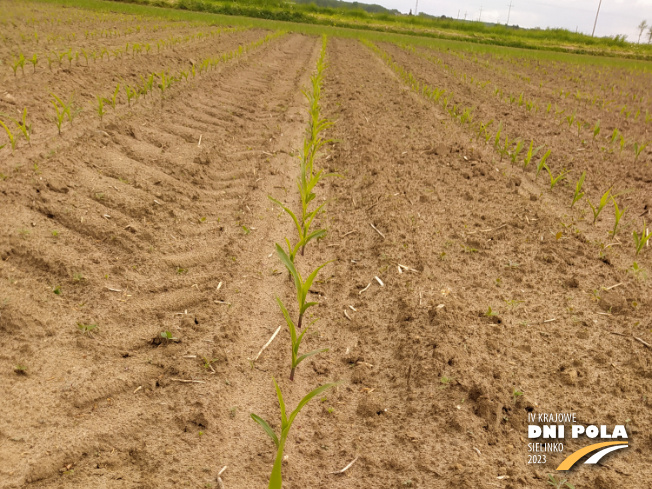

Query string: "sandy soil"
[1, 3, 651, 488]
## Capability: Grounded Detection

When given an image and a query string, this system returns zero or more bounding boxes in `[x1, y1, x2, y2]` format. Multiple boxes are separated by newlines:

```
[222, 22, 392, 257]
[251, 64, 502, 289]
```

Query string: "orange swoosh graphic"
[556, 441, 628, 470]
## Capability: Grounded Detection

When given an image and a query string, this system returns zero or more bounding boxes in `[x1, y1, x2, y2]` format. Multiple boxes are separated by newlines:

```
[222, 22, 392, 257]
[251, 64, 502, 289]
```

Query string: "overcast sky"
[360, 0, 652, 43]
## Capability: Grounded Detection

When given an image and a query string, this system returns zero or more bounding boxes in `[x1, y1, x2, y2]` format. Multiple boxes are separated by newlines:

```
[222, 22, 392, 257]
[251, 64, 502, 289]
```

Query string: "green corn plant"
[28, 54, 37, 73]
[633, 221, 651, 255]
[634, 141, 648, 162]
[570, 171, 585, 208]
[566, 111, 575, 127]
[587, 188, 611, 224]
[610, 128, 620, 144]
[0, 119, 16, 151]
[125, 85, 136, 106]
[544, 164, 568, 190]
[459, 108, 473, 124]
[109, 84, 120, 110]
[96, 96, 105, 121]
[251, 379, 336, 489]
[592, 120, 600, 141]
[619, 135, 626, 154]
[158, 72, 168, 97]
[50, 93, 71, 136]
[498, 134, 510, 161]
[269, 197, 326, 264]
[509, 139, 524, 166]
[493, 121, 502, 149]
[275, 244, 331, 331]
[11, 53, 25, 76]
[14, 108, 31, 146]
[276, 297, 328, 380]
[611, 198, 625, 237]
[523, 140, 543, 169]
[476, 119, 493, 143]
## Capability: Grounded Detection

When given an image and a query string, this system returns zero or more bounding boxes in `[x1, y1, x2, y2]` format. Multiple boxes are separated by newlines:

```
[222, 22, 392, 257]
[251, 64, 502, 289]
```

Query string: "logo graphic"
[526, 413, 630, 470]
[556, 441, 629, 470]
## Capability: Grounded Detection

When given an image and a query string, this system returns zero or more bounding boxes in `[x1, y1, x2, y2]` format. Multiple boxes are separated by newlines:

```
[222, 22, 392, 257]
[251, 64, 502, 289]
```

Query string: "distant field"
[120, 0, 652, 58]
[1, 0, 650, 488]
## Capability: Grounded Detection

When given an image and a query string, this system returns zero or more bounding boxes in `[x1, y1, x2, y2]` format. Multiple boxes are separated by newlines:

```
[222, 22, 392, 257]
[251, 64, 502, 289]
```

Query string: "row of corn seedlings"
[0, 32, 283, 149]
[252, 36, 338, 489]
[0, 109, 31, 152]
[569, 174, 651, 254]
[270, 35, 332, 381]
[450, 45, 649, 123]
[94, 31, 283, 114]
[7, 27, 241, 76]
[403, 44, 650, 164]
[2, 7, 187, 48]
[366, 40, 650, 256]
[364, 40, 555, 179]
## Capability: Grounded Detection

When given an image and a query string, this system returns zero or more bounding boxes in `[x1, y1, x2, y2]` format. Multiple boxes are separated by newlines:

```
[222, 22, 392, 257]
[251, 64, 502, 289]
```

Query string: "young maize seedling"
[619, 135, 626, 155]
[459, 108, 472, 124]
[158, 72, 169, 97]
[634, 142, 648, 162]
[125, 86, 136, 106]
[251, 379, 336, 489]
[29, 54, 37, 73]
[610, 198, 625, 237]
[633, 222, 651, 255]
[275, 244, 331, 330]
[493, 122, 502, 149]
[109, 84, 120, 110]
[543, 164, 568, 190]
[570, 171, 585, 208]
[566, 111, 575, 127]
[12, 54, 25, 76]
[96, 96, 105, 121]
[586, 188, 611, 224]
[0, 119, 16, 151]
[476, 119, 493, 142]
[276, 297, 328, 380]
[610, 128, 620, 144]
[50, 93, 70, 136]
[509, 140, 524, 166]
[269, 197, 326, 264]
[523, 140, 543, 169]
[592, 120, 600, 141]
[14, 108, 31, 145]
[498, 134, 510, 161]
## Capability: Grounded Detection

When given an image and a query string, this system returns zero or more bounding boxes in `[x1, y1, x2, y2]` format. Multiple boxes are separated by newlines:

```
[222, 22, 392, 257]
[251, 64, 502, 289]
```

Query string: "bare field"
[1, 1, 651, 488]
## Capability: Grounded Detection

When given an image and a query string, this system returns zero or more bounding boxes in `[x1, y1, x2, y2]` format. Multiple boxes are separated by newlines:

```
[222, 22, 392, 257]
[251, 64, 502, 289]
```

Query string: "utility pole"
[479, 5, 483, 22]
[415, 0, 418, 16]
[457, 9, 460, 19]
[507, 1, 513, 25]
[591, 0, 602, 37]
